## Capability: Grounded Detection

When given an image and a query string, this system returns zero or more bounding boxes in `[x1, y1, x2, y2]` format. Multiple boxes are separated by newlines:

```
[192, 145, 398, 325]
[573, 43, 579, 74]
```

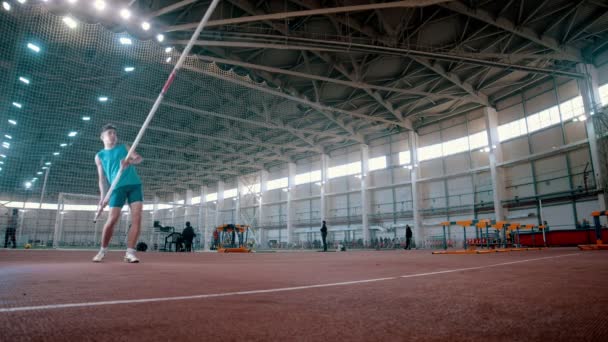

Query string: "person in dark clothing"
[182, 221, 196, 252]
[4, 209, 18, 248]
[404, 225, 413, 250]
[320, 221, 328, 252]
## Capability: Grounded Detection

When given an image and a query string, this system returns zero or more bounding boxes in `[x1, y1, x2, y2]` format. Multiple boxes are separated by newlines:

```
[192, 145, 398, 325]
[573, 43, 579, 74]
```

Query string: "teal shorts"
[109, 184, 143, 208]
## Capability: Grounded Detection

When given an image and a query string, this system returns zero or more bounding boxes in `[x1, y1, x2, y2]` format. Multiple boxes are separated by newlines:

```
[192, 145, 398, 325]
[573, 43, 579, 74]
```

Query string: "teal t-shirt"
[97, 144, 141, 188]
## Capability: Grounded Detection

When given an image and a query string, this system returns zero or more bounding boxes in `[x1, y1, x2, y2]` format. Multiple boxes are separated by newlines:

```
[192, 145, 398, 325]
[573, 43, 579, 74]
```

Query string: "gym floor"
[0, 248, 606, 341]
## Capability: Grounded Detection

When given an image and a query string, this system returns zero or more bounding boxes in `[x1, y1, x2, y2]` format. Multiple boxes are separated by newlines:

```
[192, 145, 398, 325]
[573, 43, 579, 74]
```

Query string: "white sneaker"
[124, 253, 139, 263]
[92, 250, 106, 262]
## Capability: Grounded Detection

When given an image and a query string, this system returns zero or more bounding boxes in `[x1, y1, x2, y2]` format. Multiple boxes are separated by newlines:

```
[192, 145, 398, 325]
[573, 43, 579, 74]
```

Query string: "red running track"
[0, 248, 607, 341]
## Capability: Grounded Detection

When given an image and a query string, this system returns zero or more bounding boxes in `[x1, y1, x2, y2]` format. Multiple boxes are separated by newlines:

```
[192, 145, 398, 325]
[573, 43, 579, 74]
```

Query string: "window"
[205, 192, 217, 202]
[527, 106, 561, 133]
[498, 117, 527, 141]
[600, 83, 608, 107]
[442, 136, 468, 157]
[241, 183, 261, 194]
[468, 131, 488, 150]
[559, 96, 584, 121]
[399, 151, 411, 165]
[224, 188, 237, 199]
[191, 196, 201, 205]
[328, 161, 360, 179]
[418, 143, 442, 161]
[295, 170, 321, 185]
[267, 177, 288, 190]
[368, 156, 386, 171]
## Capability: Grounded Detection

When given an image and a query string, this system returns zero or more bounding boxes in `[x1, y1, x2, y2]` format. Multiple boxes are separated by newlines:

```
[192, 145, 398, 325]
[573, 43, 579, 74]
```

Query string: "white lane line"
[0, 253, 580, 313]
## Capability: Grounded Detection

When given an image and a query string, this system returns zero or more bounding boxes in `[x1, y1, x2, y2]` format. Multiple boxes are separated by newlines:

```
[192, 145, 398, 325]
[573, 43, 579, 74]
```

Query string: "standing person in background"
[182, 221, 196, 252]
[404, 225, 413, 250]
[4, 209, 18, 248]
[320, 221, 328, 252]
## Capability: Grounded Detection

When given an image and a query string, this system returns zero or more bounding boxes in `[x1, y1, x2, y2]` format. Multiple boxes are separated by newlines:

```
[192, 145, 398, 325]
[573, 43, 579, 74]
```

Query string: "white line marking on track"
[0, 253, 580, 313]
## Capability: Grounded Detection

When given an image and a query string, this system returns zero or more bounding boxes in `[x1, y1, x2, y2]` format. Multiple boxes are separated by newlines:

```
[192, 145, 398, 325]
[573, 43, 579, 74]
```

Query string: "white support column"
[577, 63, 606, 210]
[236, 177, 242, 224]
[484, 106, 507, 221]
[320, 154, 330, 223]
[360, 144, 370, 246]
[172, 193, 180, 228]
[287, 162, 296, 245]
[185, 189, 193, 226]
[149, 194, 160, 249]
[200, 186, 209, 251]
[258, 170, 268, 246]
[409, 132, 423, 248]
[216, 181, 224, 227]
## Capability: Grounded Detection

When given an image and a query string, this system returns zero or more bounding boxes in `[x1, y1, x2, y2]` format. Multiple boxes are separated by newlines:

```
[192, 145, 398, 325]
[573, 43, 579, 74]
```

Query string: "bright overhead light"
[4, 135, 11, 139]
[98, 96, 108, 102]
[68, 131, 78, 137]
[165, 47, 172, 53]
[166, 57, 172, 63]
[2, 2, 11, 11]
[42, 166, 48, 170]
[67, 0, 77, 4]
[93, 0, 105, 11]
[18, 77, 29, 84]
[63, 17, 78, 29]
[12, 102, 22, 108]
[53, 152, 60, 156]
[60, 143, 67, 147]
[32, 178, 38, 182]
[0, 161, 4, 165]
[2, 142, 10, 148]
[24, 182, 32, 189]
[37, 171, 42, 175]
[119, 37, 132, 45]
[45, 162, 51, 165]
[82, 116, 91, 121]
[156, 34, 164, 42]
[27, 43, 40, 53]
[0, 154, 5, 158]
[17, 0, 25, 4]
[120, 9, 131, 20]
[141, 21, 151, 31]
[124, 66, 135, 72]
[8, 120, 17, 125]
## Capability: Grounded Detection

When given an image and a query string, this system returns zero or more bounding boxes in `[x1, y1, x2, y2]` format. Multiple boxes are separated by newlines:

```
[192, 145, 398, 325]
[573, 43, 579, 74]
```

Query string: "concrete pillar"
[484, 106, 507, 221]
[577, 63, 606, 210]
[185, 189, 193, 222]
[200, 186, 208, 251]
[360, 144, 370, 246]
[235, 177, 242, 224]
[287, 162, 296, 245]
[320, 154, 330, 223]
[258, 170, 268, 246]
[409, 132, 423, 248]
[171, 193, 180, 228]
[216, 181, 224, 227]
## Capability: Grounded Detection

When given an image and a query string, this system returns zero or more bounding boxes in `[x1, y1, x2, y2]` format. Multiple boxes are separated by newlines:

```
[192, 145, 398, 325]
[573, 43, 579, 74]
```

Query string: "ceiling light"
[45, 162, 51, 165]
[60, 143, 67, 147]
[4, 135, 11, 140]
[27, 43, 40, 53]
[37, 172, 43, 175]
[98, 96, 108, 102]
[19, 77, 30, 84]
[2, 2, 11, 11]
[93, 0, 105, 11]
[17, 0, 25, 4]
[82, 116, 91, 121]
[8, 120, 16, 125]
[124, 66, 135, 72]
[141, 21, 150, 31]
[166, 57, 172, 63]
[165, 47, 172, 53]
[120, 9, 131, 20]
[0, 154, 5, 158]
[67, 0, 77, 3]
[63, 16, 78, 29]
[53, 152, 60, 156]
[12, 102, 22, 108]
[119, 37, 132, 45]
[156, 34, 164, 42]
[24, 182, 32, 189]
[68, 131, 77, 137]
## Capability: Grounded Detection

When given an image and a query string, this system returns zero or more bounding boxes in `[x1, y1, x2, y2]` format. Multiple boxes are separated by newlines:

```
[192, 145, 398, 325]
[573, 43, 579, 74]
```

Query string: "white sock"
[100, 247, 108, 253]
[126, 248, 136, 255]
